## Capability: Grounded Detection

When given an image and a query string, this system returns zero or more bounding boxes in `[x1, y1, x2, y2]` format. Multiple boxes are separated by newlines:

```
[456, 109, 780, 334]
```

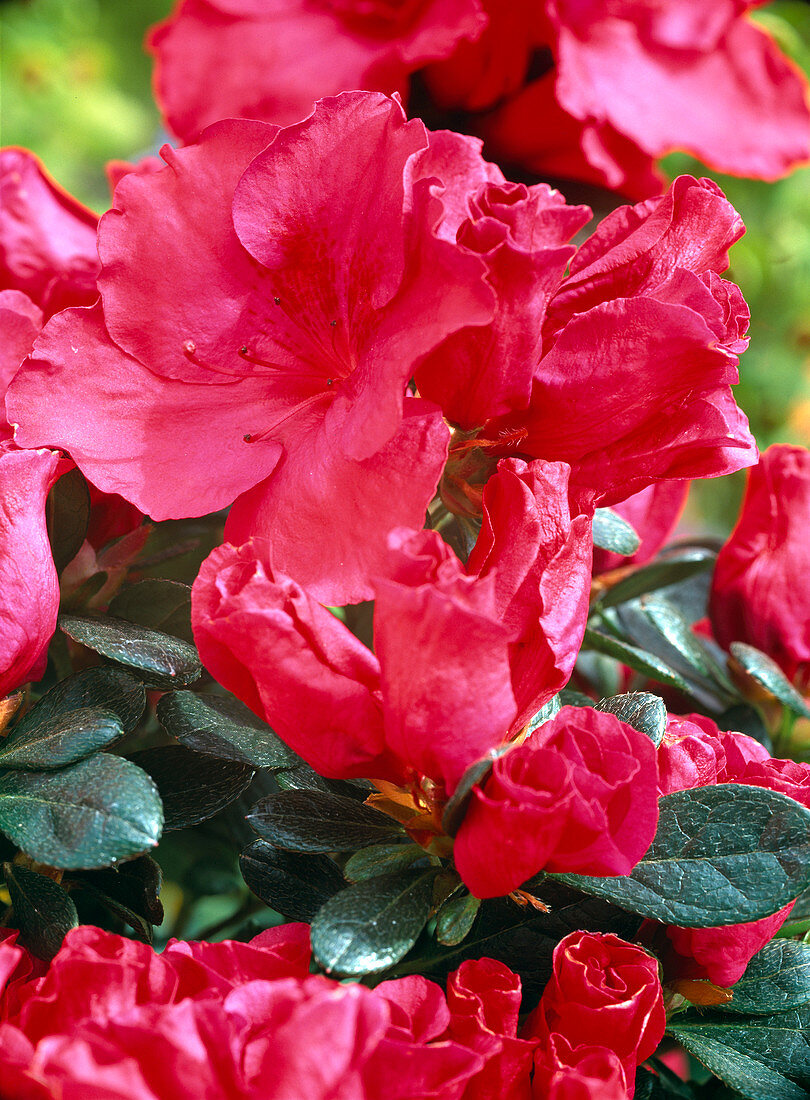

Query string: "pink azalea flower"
[9, 94, 493, 605]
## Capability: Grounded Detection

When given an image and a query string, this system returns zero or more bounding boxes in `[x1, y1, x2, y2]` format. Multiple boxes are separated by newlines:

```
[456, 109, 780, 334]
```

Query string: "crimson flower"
[148, 0, 486, 141]
[8, 94, 492, 605]
[191, 457, 591, 791]
[710, 445, 810, 689]
[0, 923, 540, 1100]
[525, 930, 665, 1095]
[453, 706, 659, 898]
[419, 173, 756, 512]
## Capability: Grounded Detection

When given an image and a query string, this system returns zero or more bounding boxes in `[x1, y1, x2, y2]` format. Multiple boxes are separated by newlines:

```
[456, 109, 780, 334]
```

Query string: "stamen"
[243, 388, 333, 444]
[182, 339, 249, 379]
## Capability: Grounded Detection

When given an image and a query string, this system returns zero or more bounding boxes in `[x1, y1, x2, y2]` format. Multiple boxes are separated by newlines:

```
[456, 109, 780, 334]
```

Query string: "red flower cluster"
[0, 924, 664, 1100]
[9, 94, 755, 613]
[148, 0, 810, 196]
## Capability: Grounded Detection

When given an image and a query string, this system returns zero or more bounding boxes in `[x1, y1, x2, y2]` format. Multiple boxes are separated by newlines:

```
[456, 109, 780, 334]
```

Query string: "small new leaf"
[595, 551, 714, 610]
[436, 890, 480, 946]
[554, 784, 810, 927]
[3, 863, 79, 961]
[592, 508, 641, 556]
[584, 628, 692, 693]
[248, 791, 405, 852]
[311, 869, 437, 976]
[343, 843, 426, 883]
[594, 691, 667, 747]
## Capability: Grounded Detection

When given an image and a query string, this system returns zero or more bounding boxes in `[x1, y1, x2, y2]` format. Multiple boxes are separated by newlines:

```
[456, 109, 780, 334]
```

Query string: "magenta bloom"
[453, 706, 659, 898]
[9, 94, 493, 605]
[149, 0, 486, 142]
[526, 930, 665, 1093]
[0, 149, 99, 318]
[1, 924, 503, 1100]
[423, 173, 755, 510]
[711, 445, 810, 688]
[147, 0, 809, 197]
[192, 458, 591, 792]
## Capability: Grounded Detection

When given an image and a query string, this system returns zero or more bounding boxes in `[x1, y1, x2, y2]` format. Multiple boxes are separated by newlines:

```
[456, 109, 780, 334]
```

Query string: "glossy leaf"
[724, 940, 810, 1015]
[3, 862, 79, 961]
[595, 550, 714, 609]
[59, 613, 201, 687]
[668, 1007, 810, 1100]
[594, 691, 667, 747]
[554, 784, 810, 927]
[157, 690, 298, 769]
[311, 869, 437, 976]
[239, 839, 345, 922]
[108, 579, 193, 643]
[730, 643, 810, 720]
[436, 890, 480, 946]
[441, 749, 509, 838]
[343, 843, 426, 882]
[0, 754, 163, 869]
[592, 507, 640, 556]
[584, 627, 692, 693]
[640, 594, 739, 697]
[15, 667, 146, 738]
[248, 791, 405, 852]
[0, 706, 124, 770]
[127, 745, 253, 831]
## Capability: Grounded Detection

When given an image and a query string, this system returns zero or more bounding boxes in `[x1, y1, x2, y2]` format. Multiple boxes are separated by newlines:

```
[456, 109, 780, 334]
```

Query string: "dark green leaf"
[74, 882, 155, 943]
[594, 691, 668, 747]
[127, 746, 253, 831]
[436, 890, 480, 946]
[668, 1006, 810, 1100]
[248, 791, 405, 852]
[554, 785, 810, 926]
[73, 855, 163, 925]
[343, 843, 426, 882]
[390, 881, 642, 1006]
[157, 691, 298, 769]
[724, 941, 810, 1015]
[595, 551, 715, 610]
[240, 839, 345, 922]
[311, 869, 437, 976]
[0, 754, 163, 869]
[16, 667, 146, 738]
[558, 688, 596, 708]
[0, 707, 124, 770]
[584, 628, 692, 693]
[592, 507, 641, 556]
[730, 643, 810, 720]
[108, 579, 194, 644]
[639, 595, 739, 698]
[3, 863, 79, 960]
[46, 467, 90, 574]
[59, 613, 201, 688]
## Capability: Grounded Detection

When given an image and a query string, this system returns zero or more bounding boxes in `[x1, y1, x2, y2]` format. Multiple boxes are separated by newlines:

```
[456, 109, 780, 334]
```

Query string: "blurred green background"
[1, 0, 808, 508]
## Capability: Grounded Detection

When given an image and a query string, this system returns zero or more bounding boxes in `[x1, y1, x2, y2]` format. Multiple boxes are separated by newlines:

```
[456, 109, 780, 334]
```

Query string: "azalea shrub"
[1, 1, 810, 1098]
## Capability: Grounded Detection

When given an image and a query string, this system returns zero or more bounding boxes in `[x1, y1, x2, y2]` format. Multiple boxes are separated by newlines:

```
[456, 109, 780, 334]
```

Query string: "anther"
[329, 320, 338, 327]
[182, 340, 197, 356]
[239, 345, 248, 355]
[273, 297, 281, 305]
[326, 379, 333, 387]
